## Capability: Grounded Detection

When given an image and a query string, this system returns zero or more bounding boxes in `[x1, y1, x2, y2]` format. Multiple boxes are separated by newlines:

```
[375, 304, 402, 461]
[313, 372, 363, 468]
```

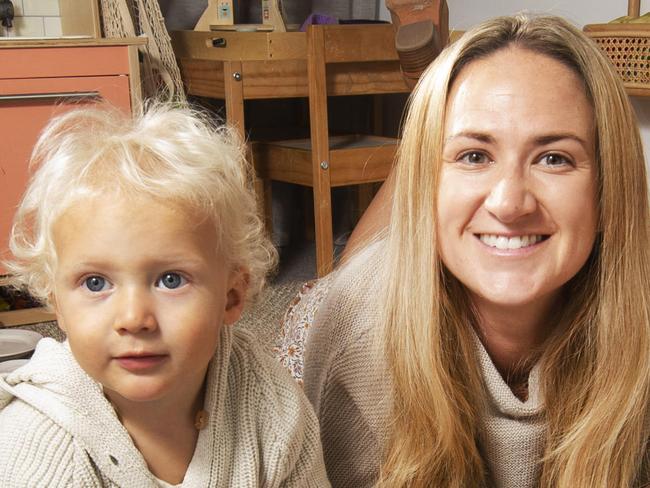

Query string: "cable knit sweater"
[0, 326, 330, 488]
[303, 241, 649, 487]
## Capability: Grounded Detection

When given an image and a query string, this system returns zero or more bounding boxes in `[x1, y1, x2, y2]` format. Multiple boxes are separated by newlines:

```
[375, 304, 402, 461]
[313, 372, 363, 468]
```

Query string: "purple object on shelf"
[299, 13, 338, 32]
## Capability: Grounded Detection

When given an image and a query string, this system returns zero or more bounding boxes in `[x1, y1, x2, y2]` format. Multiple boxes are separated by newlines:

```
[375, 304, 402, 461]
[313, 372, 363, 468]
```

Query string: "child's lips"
[114, 353, 168, 372]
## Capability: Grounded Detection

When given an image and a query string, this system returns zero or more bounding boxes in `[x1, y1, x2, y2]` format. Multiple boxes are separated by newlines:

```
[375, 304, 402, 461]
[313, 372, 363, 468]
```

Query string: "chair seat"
[253, 134, 398, 187]
[263, 134, 397, 151]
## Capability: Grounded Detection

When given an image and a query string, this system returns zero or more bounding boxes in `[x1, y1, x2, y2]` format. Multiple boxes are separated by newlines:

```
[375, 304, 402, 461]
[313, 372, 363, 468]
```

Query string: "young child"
[0, 104, 330, 487]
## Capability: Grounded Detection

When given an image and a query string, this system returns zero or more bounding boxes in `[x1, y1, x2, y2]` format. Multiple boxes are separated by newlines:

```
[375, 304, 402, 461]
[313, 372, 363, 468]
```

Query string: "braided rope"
[99, 0, 186, 102]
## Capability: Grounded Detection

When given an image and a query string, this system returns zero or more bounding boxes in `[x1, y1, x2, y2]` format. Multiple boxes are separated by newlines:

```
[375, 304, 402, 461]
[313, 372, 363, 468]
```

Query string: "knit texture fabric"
[0, 326, 330, 487]
[303, 240, 649, 487]
[303, 243, 391, 488]
[475, 335, 545, 486]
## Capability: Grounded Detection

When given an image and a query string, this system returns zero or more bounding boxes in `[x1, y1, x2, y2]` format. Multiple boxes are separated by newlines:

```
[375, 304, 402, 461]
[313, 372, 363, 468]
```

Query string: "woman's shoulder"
[330, 239, 386, 296]
[309, 240, 386, 354]
[302, 240, 389, 411]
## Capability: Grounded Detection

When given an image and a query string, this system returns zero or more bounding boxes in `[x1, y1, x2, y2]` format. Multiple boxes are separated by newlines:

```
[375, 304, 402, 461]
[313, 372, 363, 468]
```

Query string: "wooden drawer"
[0, 45, 131, 79]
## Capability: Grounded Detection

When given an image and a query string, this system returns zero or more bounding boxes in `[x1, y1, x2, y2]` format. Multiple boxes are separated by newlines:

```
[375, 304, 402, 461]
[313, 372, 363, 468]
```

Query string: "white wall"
[1, 0, 62, 37]
[379, 0, 650, 171]
[379, 1, 650, 32]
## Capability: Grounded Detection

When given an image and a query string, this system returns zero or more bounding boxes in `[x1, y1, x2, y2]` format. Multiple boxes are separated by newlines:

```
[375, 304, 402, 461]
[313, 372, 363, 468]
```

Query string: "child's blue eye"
[85, 276, 108, 292]
[156, 272, 186, 290]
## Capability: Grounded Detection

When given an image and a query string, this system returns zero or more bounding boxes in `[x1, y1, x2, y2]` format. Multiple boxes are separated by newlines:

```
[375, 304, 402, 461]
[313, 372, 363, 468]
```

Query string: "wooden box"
[58, 0, 102, 38]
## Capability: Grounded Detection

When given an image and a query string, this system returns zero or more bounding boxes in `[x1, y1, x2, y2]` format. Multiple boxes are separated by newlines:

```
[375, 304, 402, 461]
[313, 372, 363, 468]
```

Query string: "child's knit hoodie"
[0, 326, 330, 487]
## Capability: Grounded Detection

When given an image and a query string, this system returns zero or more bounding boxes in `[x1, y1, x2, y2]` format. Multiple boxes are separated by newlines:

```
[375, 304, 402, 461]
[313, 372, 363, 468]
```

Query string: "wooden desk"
[170, 25, 410, 139]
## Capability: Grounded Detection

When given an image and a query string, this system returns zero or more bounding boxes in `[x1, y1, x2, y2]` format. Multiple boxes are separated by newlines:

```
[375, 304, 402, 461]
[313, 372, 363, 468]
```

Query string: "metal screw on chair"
[320, 161, 329, 170]
[232, 72, 242, 81]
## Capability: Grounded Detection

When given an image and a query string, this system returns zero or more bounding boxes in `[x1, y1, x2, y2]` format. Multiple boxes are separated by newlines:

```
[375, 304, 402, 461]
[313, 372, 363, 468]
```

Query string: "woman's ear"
[223, 268, 248, 325]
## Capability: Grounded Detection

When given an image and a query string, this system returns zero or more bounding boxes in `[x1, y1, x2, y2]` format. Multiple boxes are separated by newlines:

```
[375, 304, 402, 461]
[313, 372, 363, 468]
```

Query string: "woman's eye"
[540, 153, 571, 166]
[156, 272, 186, 290]
[458, 151, 490, 165]
[84, 276, 108, 292]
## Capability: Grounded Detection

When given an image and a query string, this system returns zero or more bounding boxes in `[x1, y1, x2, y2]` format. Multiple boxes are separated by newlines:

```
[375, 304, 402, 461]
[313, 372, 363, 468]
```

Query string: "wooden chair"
[252, 23, 409, 276]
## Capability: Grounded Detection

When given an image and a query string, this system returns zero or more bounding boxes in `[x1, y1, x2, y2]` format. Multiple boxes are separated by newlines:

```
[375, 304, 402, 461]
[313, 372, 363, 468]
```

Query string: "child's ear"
[223, 268, 248, 325]
[49, 294, 67, 333]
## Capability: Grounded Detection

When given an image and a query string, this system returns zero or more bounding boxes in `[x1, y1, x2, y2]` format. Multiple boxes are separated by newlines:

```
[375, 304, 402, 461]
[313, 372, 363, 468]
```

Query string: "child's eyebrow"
[62, 261, 116, 273]
[62, 256, 210, 273]
[145, 256, 210, 269]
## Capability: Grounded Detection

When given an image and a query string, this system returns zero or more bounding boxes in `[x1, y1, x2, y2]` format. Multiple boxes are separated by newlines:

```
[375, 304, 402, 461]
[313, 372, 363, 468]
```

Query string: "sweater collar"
[474, 333, 545, 418]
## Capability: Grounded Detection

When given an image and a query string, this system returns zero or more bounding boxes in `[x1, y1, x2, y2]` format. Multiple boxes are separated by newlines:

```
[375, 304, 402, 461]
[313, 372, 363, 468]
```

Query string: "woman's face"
[437, 46, 598, 319]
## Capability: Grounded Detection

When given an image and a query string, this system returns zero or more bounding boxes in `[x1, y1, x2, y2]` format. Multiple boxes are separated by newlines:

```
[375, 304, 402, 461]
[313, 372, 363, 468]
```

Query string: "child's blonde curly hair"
[5, 102, 277, 307]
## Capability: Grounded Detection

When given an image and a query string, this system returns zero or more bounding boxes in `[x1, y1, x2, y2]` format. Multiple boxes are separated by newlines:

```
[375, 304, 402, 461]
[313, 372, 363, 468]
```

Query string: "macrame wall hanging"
[99, 0, 186, 102]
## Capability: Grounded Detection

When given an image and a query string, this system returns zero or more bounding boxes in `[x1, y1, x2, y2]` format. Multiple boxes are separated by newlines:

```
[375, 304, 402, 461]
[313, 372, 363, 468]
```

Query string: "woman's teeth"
[478, 234, 545, 250]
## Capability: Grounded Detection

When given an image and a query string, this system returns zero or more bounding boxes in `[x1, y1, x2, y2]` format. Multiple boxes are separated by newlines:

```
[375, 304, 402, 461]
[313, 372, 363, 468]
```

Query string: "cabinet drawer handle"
[0, 91, 101, 101]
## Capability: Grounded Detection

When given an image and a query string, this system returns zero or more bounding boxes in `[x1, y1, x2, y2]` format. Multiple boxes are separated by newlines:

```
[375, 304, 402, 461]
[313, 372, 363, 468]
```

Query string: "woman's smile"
[476, 233, 549, 251]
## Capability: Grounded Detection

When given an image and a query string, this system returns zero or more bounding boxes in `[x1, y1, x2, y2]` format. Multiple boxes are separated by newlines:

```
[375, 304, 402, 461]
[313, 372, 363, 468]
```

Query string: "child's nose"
[113, 287, 158, 334]
[483, 170, 537, 223]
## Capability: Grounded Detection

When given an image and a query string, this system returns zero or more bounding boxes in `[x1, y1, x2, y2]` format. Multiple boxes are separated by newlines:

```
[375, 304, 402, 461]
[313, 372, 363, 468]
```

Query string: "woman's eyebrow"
[444, 131, 495, 144]
[534, 133, 589, 148]
[444, 132, 590, 149]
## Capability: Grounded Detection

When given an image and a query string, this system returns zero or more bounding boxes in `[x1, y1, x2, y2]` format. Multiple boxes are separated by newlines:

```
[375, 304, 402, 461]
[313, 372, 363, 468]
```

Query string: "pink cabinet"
[0, 40, 142, 276]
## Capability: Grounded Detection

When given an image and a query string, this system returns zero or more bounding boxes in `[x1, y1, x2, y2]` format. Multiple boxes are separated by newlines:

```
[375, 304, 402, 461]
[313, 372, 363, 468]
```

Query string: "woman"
[303, 14, 650, 488]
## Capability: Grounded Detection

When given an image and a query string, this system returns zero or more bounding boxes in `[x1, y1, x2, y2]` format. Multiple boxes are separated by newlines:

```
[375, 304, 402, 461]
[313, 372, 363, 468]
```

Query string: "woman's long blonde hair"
[379, 14, 650, 487]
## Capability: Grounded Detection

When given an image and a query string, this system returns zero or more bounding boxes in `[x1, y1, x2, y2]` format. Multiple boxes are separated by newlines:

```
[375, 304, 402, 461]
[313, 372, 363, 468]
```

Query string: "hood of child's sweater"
[0, 338, 103, 409]
[0, 338, 156, 486]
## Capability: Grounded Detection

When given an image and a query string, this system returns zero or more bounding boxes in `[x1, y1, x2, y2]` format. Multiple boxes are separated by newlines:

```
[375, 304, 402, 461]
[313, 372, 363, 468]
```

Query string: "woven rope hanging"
[99, 0, 186, 102]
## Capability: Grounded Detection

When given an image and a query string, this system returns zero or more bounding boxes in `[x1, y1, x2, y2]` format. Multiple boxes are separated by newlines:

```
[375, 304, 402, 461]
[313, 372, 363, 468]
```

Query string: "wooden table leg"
[309, 26, 334, 277]
[223, 60, 245, 137]
[224, 60, 269, 235]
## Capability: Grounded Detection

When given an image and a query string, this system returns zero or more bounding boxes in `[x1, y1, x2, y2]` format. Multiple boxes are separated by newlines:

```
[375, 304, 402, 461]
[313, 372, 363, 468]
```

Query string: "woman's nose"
[483, 171, 537, 223]
[112, 287, 158, 334]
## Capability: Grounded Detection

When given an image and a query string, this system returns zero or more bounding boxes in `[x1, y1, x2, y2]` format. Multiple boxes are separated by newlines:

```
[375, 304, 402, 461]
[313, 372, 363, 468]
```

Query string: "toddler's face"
[50, 196, 245, 408]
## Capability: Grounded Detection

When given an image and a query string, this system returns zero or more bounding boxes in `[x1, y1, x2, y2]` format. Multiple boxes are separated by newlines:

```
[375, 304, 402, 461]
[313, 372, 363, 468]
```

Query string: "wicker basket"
[584, 23, 650, 96]
[584, 1, 650, 96]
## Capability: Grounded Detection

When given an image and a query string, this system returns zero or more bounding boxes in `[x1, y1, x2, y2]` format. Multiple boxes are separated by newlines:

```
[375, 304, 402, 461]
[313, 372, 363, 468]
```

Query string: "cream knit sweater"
[303, 241, 649, 487]
[0, 326, 330, 487]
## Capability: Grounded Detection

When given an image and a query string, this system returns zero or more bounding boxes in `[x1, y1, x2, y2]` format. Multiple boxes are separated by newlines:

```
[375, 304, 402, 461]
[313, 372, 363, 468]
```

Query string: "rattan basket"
[583, 0, 650, 96]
